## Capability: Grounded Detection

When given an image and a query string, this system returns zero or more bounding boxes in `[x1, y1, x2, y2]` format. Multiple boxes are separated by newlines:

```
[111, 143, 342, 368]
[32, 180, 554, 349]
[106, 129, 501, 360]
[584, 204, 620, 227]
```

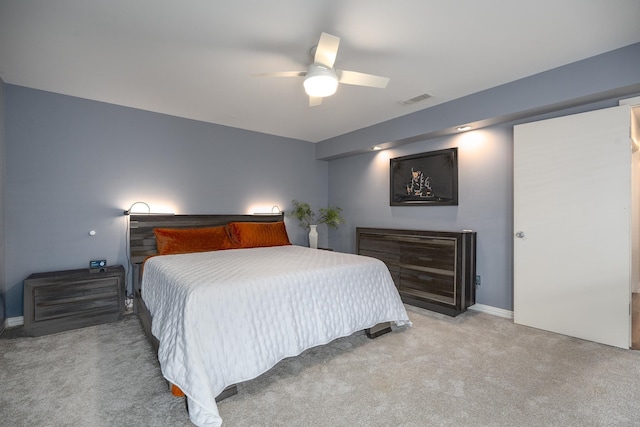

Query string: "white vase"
[308, 224, 318, 249]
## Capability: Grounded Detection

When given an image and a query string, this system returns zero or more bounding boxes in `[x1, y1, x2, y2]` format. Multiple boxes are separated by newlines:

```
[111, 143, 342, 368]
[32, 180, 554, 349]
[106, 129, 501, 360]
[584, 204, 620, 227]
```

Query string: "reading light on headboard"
[253, 205, 282, 215]
[123, 201, 151, 216]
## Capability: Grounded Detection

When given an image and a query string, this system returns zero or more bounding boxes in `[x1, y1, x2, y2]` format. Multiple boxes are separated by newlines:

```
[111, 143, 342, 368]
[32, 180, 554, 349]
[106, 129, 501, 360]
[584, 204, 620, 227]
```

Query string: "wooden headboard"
[128, 213, 285, 264]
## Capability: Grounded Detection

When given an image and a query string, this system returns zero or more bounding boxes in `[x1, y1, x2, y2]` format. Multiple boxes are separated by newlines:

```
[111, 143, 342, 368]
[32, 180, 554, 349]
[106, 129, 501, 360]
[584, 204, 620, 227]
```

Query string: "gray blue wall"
[317, 43, 640, 160]
[327, 126, 514, 309]
[324, 43, 640, 311]
[326, 99, 631, 311]
[4, 43, 640, 318]
[4, 86, 328, 317]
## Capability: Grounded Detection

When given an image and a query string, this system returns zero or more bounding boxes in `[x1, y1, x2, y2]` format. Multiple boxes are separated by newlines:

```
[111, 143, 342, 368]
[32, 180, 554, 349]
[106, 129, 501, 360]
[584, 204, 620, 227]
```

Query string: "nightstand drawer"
[24, 265, 125, 336]
[34, 277, 121, 321]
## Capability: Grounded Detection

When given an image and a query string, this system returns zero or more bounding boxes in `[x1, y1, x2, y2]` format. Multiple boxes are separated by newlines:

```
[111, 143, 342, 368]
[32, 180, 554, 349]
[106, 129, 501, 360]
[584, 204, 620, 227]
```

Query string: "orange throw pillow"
[154, 226, 237, 255]
[226, 221, 291, 248]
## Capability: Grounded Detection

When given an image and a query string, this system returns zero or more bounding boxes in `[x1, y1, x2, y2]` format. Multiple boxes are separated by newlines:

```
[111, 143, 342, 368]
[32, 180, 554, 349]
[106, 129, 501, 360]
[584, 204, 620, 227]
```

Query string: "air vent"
[399, 92, 433, 105]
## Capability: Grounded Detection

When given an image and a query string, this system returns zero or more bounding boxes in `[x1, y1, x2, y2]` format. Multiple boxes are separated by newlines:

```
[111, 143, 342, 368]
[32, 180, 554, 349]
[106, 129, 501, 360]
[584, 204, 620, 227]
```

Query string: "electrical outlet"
[475, 275, 481, 286]
[125, 297, 134, 312]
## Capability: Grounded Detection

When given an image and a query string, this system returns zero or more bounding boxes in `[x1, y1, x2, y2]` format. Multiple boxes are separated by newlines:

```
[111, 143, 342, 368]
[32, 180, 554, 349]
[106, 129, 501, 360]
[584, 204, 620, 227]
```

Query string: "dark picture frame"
[390, 147, 458, 206]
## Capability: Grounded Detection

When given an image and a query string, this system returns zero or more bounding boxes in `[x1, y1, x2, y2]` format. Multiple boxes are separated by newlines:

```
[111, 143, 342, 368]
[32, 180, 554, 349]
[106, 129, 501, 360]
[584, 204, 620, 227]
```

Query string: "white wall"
[0, 77, 6, 328]
[632, 107, 640, 294]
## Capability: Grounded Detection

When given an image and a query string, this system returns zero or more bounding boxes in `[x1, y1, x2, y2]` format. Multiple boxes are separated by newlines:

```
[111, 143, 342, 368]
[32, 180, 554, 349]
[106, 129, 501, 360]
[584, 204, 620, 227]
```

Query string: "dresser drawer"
[400, 250, 455, 271]
[360, 249, 400, 268]
[399, 267, 455, 305]
[357, 227, 476, 316]
[400, 239, 455, 270]
[358, 234, 401, 257]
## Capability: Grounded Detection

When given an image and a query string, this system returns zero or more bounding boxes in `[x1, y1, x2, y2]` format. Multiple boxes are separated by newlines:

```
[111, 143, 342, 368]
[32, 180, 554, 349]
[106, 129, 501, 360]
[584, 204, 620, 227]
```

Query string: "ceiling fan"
[252, 32, 390, 106]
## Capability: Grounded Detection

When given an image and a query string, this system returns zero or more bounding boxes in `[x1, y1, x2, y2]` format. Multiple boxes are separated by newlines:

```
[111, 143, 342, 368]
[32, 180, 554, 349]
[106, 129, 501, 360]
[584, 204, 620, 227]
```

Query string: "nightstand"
[23, 265, 125, 336]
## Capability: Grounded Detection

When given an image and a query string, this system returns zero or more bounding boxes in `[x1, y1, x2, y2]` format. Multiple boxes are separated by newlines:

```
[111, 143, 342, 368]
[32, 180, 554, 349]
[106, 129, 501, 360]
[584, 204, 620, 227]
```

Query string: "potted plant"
[288, 200, 345, 248]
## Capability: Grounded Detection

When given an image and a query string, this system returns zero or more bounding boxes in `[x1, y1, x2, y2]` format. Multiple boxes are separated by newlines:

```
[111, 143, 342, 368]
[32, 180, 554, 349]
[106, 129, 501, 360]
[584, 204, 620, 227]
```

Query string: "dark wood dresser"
[357, 228, 476, 316]
[23, 265, 125, 336]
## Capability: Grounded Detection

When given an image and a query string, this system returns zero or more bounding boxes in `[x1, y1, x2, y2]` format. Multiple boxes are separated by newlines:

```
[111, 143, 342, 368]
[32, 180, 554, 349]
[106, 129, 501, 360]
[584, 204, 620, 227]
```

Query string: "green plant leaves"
[287, 200, 345, 230]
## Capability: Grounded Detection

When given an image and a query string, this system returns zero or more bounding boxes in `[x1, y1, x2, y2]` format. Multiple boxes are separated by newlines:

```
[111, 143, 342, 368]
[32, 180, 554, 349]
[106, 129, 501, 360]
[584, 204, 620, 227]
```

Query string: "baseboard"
[5, 316, 24, 328]
[468, 304, 514, 319]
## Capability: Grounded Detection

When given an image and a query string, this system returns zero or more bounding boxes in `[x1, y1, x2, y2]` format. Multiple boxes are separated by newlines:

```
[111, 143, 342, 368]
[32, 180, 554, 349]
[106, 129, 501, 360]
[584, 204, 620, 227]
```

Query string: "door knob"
[515, 231, 525, 238]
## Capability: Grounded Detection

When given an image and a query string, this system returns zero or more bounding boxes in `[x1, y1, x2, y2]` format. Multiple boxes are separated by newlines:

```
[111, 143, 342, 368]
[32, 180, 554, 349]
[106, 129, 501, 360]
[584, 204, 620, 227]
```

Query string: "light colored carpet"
[2, 305, 640, 426]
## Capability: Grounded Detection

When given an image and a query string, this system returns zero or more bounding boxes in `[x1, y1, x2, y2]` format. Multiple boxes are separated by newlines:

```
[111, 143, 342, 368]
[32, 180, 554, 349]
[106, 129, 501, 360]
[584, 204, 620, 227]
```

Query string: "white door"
[514, 106, 631, 349]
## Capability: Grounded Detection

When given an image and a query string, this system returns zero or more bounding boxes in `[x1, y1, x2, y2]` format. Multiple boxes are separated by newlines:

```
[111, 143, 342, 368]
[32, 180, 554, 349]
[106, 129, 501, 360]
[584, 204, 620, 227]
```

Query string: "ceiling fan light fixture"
[303, 65, 338, 97]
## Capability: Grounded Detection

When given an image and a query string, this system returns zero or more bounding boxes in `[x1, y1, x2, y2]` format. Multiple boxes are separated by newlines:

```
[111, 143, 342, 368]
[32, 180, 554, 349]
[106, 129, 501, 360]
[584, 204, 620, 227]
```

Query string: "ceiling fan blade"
[314, 32, 340, 68]
[309, 96, 323, 107]
[338, 70, 390, 88]
[251, 71, 306, 78]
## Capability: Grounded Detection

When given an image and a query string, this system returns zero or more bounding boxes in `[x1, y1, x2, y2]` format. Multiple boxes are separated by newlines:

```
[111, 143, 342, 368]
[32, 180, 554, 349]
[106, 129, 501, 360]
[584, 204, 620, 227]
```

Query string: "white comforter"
[141, 245, 410, 427]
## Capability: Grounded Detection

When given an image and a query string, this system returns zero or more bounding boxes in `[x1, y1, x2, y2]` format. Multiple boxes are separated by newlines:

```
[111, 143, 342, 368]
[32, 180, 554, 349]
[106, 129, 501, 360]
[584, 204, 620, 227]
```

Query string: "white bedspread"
[141, 245, 410, 427]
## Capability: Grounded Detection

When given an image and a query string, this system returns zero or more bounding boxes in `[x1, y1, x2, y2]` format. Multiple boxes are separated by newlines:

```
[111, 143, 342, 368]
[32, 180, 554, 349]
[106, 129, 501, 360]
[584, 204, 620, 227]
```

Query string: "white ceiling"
[1, 0, 639, 143]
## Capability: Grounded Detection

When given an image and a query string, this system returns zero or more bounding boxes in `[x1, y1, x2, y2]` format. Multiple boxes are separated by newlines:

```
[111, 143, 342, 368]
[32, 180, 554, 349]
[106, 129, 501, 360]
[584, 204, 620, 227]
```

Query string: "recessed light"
[371, 145, 383, 151]
[456, 126, 472, 132]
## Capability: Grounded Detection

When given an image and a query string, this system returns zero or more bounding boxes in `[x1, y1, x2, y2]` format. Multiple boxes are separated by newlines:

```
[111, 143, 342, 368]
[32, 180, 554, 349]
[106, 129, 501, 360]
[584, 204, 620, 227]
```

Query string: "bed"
[129, 213, 410, 427]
